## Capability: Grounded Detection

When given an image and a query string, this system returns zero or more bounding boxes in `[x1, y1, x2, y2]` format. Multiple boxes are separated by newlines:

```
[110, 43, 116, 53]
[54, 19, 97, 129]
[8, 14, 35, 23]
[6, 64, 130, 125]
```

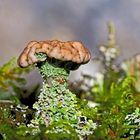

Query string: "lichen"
[31, 54, 96, 139]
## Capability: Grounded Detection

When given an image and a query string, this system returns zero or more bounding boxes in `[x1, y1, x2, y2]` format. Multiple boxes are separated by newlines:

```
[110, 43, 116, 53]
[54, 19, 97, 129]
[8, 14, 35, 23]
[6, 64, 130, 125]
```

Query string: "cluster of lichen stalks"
[30, 54, 96, 139]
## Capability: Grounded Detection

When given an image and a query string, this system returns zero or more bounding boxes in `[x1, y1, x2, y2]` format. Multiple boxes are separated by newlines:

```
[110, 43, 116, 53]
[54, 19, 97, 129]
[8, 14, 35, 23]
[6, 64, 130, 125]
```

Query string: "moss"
[31, 55, 96, 139]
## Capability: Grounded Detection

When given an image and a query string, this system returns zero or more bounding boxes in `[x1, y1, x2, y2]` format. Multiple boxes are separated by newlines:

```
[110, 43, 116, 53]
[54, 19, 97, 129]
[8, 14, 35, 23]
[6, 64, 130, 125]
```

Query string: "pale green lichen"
[31, 53, 96, 139]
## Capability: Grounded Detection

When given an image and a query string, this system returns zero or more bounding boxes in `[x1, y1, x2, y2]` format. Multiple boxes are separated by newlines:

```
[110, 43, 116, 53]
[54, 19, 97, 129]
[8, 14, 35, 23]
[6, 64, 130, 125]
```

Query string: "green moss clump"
[31, 55, 96, 139]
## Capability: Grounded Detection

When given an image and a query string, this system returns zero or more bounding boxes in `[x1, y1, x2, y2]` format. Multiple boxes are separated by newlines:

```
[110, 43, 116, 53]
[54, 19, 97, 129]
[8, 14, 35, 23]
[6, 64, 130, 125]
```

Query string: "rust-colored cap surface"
[18, 40, 91, 68]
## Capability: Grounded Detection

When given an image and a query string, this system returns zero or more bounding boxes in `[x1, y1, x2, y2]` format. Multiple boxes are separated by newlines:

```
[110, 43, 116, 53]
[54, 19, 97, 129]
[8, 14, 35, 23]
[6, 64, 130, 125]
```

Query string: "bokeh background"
[0, 0, 140, 82]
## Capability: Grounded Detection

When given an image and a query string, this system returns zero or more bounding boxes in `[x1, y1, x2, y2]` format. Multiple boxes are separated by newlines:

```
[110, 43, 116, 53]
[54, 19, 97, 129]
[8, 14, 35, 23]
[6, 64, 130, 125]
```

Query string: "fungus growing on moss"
[18, 40, 90, 69]
[18, 40, 96, 139]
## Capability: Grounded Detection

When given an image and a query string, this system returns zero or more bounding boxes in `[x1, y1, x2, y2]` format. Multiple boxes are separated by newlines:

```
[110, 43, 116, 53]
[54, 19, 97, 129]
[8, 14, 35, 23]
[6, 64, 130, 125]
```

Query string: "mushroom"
[17, 40, 95, 138]
[17, 40, 91, 70]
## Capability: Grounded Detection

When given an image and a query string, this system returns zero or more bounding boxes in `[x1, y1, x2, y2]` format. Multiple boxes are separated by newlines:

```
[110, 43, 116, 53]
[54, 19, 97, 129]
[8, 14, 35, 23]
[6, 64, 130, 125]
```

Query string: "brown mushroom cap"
[17, 40, 91, 68]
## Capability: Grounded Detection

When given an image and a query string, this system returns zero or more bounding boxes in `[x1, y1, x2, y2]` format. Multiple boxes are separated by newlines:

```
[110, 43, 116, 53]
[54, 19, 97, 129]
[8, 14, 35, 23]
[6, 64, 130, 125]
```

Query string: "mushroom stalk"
[33, 59, 71, 126]
[31, 55, 96, 139]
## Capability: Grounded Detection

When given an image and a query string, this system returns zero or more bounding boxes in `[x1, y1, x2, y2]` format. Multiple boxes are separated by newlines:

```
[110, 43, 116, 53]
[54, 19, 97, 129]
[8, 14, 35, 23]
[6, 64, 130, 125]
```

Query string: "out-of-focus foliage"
[90, 76, 139, 139]
[121, 54, 140, 92]
[0, 57, 33, 99]
[71, 22, 140, 139]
